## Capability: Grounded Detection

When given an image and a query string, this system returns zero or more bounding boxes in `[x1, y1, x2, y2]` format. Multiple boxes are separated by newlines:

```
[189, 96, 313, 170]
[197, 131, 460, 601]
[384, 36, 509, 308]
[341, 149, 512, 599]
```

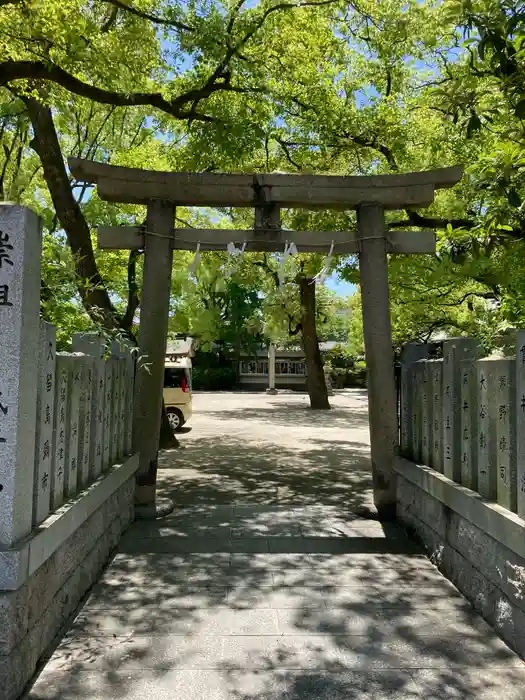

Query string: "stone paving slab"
[26, 669, 424, 700]
[28, 666, 525, 700]
[70, 602, 495, 640]
[408, 668, 525, 699]
[225, 670, 422, 700]
[26, 392, 525, 699]
[33, 631, 524, 674]
[220, 634, 522, 670]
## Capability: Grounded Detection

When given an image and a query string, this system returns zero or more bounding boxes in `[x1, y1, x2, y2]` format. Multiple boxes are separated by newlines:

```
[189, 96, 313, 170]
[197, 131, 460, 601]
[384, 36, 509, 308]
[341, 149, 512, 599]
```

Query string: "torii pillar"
[357, 205, 398, 518]
[133, 201, 176, 516]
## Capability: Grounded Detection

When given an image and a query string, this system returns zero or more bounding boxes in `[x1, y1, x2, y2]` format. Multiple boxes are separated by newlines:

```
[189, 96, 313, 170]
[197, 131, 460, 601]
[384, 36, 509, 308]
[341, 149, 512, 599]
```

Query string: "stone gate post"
[0, 205, 41, 547]
[356, 204, 398, 519]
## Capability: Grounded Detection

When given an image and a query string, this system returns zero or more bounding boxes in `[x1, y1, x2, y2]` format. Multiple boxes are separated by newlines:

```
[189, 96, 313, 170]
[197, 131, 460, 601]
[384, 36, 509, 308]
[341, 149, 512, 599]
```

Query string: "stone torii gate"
[69, 158, 463, 519]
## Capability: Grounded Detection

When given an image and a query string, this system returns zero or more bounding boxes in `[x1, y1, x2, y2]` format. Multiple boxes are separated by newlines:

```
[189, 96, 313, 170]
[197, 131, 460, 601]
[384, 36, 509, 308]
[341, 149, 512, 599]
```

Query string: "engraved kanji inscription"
[0, 231, 13, 269]
[0, 284, 13, 306]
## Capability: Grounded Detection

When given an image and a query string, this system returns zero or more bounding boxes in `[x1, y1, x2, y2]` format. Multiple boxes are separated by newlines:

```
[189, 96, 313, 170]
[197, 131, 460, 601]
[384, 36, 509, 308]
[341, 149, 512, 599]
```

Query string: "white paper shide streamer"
[279, 241, 298, 289]
[188, 242, 201, 277]
[221, 241, 247, 277]
[314, 240, 335, 285]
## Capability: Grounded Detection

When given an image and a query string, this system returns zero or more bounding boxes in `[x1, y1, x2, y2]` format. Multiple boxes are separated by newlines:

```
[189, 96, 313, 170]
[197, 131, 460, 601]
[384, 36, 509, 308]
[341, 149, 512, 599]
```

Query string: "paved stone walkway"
[27, 392, 525, 699]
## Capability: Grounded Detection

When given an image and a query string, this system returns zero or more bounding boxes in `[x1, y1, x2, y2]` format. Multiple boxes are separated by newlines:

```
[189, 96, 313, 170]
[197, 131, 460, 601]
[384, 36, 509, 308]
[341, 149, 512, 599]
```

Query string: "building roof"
[166, 337, 194, 357]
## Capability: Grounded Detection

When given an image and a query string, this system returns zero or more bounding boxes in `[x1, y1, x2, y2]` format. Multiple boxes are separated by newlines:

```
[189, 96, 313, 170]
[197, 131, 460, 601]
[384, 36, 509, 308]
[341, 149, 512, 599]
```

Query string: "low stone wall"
[395, 456, 525, 658]
[0, 455, 138, 700]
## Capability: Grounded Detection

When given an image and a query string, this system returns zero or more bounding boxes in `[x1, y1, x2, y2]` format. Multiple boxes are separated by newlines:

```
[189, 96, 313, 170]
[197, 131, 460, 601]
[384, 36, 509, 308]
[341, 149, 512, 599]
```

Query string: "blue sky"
[325, 274, 356, 298]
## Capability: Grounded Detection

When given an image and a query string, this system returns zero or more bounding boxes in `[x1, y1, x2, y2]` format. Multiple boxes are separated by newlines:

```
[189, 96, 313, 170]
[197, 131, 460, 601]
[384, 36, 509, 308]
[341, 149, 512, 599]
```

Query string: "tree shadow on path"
[25, 394, 525, 700]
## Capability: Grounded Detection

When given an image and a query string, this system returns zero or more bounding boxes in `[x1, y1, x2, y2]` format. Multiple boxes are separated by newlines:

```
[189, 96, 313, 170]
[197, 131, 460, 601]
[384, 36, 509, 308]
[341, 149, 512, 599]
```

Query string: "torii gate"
[69, 158, 463, 519]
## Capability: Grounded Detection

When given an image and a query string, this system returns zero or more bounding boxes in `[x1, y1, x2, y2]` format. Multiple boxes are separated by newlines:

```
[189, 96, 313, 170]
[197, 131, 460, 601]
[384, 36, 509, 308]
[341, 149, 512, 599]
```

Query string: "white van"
[163, 356, 192, 431]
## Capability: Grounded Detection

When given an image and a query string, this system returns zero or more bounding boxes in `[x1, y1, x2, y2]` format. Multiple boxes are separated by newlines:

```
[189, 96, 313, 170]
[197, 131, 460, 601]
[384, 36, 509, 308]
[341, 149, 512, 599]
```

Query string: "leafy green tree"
[170, 251, 265, 376]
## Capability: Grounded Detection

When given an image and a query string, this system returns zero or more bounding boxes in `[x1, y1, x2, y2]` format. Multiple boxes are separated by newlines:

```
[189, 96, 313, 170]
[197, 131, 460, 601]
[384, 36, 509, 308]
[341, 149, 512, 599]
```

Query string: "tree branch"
[99, 0, 195, 32]
[388, 210, 475, 230]
[344, 131, 400, 171]
[288, 314, 302, 336]
[253, 256, 280, 287]
[101, 5, 118, 32]
[121, 248, 143, 334]
[275, 136, 302, 171]
[0, 60, 243, 121]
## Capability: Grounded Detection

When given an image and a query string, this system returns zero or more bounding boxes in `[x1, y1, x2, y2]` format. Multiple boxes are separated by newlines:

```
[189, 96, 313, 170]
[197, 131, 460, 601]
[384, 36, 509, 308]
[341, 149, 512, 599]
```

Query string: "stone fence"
[396, 335, 525, 658]
[399, 335, 525, 514]
[31, 328, 135, 529]
[0, 205, 140, 699]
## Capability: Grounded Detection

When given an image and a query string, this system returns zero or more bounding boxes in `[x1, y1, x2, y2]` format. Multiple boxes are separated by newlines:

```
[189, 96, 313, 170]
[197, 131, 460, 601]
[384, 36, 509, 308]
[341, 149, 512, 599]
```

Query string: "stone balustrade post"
[0, 205, 41, 546]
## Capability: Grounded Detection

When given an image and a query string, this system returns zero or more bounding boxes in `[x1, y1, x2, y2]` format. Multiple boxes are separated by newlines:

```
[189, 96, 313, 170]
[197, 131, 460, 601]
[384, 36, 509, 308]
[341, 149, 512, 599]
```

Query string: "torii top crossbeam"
[69, 156, 464, 521]
[68, 158, 463, 210]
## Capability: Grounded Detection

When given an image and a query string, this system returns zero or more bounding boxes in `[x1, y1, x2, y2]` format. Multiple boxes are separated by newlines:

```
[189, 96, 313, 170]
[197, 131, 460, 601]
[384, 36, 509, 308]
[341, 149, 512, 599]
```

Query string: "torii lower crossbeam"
[97, 227, 436, 254]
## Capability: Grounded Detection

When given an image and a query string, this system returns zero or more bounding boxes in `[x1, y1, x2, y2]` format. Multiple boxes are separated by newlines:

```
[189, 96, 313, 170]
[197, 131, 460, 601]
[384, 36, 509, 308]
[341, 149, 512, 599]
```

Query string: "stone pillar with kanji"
[0, 205, 41, 547]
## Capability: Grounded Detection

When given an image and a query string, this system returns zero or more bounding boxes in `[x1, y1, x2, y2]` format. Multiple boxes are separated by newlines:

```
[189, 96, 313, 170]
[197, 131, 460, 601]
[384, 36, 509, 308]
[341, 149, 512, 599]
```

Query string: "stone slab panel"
[427, 360, 442, 472]
[108, 355, 120, 465]
[72, 334, 105, 480]
[420, 360, 431, 465]
[477, 359, 499, 500]
[33, 322, 56, 527]
[51, 354, 71, 512]
[494, 359, 517, 512]
[64, 355, 83, 498]
[123, 345, 135, 455]
[78, 356, 93, 489]
[411, 362, 423, 463]
[442, 338, 479, 483]
[110, 341, 127, 462]
[399, 343, 431, 460]
[117, 357, 126, 460]
[515, 331, 525, 518]
[103, 357, 114, 471]
[460, 358, 478, 491]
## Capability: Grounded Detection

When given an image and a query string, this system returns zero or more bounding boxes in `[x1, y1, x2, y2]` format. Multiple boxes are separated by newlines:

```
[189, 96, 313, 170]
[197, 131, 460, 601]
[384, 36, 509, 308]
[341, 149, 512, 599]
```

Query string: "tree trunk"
[299, 277, 330, 410]
[24, 96, 176, 453]
[159, 398, 180, 449]
[24, 96, 122, 331]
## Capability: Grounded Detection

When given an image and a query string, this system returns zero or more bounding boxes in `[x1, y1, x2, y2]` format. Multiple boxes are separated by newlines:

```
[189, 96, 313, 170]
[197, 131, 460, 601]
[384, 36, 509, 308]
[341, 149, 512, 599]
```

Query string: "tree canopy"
[2, 0, 525, 360]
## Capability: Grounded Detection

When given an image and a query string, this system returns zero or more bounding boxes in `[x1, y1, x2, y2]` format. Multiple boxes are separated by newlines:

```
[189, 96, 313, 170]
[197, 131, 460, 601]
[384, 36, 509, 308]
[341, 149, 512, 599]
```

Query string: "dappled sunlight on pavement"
[27, 391, 525, 700]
